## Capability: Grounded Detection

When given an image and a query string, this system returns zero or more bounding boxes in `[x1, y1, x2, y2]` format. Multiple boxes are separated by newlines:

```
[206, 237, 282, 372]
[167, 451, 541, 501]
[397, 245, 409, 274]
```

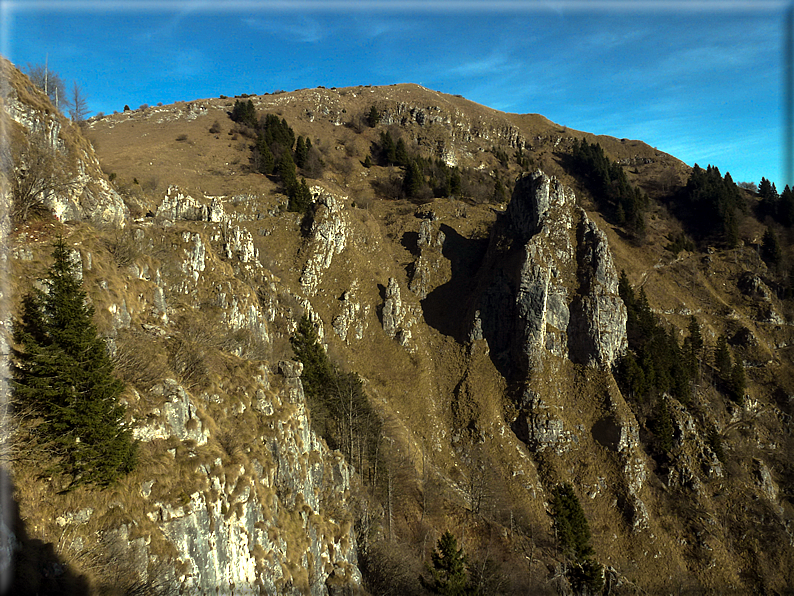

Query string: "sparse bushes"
[112, 329, 170, 391]
[103, 229, 141, 268]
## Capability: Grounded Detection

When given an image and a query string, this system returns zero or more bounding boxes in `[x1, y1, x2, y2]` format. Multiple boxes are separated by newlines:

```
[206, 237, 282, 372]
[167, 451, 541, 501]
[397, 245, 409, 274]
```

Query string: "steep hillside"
[2, 56, 794, 595]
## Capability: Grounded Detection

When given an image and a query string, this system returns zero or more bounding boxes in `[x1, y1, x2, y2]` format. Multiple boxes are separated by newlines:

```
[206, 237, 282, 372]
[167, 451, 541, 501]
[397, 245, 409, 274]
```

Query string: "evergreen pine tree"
[295, 135, 308, 169]
[551, 483, 594, 561]
[761, 227, 783, 268]
[729, 360, 746, 403]
[290, 315, 334, 405]
[366, 105, 380, 128]
[395, 138, 410, 168]
[11, 236, 137, 489]
[403, 159, 424, 198]
[779, 185, 794, 227]
[655, 396, 674, 453]
[278, 150, 298, 195]
[421, 531, 472, 596]
[379, 130, 397, 166]
[714, 334, 732, 381]
[493, 179, 506, 203]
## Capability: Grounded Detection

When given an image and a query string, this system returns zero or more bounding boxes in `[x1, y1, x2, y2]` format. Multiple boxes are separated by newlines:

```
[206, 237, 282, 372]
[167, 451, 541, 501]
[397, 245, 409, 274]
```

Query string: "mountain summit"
[2, 56, 793, 594]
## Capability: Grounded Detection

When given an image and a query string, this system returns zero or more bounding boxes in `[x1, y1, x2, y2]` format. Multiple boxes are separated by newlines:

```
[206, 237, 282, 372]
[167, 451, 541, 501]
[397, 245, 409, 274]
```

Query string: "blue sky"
[2, 1, 792, 189]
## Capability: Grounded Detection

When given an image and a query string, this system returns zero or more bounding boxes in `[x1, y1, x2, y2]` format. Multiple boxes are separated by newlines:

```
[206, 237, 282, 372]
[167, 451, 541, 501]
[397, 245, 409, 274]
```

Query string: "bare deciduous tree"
[10, 129, 77, 223]
[69, 82, 90, 123]
[24, 63, 70, 113]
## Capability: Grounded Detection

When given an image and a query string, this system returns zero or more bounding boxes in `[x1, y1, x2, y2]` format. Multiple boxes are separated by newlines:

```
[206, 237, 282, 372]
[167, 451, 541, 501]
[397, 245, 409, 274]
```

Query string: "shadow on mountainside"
[0, 468, 91, 595]
[421, 224, 489, 342]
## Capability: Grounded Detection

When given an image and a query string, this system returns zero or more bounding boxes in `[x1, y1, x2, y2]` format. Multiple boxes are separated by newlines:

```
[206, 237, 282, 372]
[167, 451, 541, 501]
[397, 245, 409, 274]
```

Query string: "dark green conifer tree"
[278, 150, 298, 195]
[403, 159, 424, 198]
[290, 315, 334, 406]
[366, 105, 380, 128]
[761, 227, 783, 268]
[493, 179, 506, 203]
[421, 531, 472, 596]
[378, 130, 397, 166]
[729, 360, 746, 403]
[655, 396, 674, 453]
[779, 185, 794, 227]
[550, 483, 604, 594]
[287, 178, 312, 214]
[395, 138, 410, 168]
[551, 483, 594, 561]
[230, 99, 257, 129]
[11, 236, 137, 489]
[714, 334, 732, 381]
[295, 135, 308, 169]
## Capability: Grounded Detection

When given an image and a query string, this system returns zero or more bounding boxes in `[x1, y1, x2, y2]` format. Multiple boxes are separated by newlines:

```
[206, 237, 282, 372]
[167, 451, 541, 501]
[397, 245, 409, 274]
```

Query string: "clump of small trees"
[290, 315, 382, 477]
[229, 99, 322, 213]
[571, 139, 648, 239]
[370, 129, 505, 204]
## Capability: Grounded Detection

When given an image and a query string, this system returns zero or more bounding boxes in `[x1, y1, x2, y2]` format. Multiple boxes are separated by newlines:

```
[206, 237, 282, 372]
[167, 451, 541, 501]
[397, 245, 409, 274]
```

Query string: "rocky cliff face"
[1, 58, 128, 227]
[468, 170, 627, 379]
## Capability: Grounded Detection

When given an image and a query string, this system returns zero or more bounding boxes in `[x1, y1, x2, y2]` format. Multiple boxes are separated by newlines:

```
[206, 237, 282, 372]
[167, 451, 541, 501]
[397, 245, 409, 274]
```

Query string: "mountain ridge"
[2, 56, 793, 595]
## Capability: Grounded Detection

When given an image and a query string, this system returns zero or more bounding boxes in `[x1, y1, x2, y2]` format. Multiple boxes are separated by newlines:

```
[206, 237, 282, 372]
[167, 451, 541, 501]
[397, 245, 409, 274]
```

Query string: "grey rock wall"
[469, 170, 626, 378]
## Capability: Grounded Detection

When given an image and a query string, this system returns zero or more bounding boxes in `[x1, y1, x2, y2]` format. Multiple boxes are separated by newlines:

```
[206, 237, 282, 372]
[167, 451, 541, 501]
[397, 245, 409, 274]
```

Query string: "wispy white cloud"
[242, 15, 325, 43]
[448, 52, 523, 78]
[581, 27, 649, 49]
[348, 14, 422, 39]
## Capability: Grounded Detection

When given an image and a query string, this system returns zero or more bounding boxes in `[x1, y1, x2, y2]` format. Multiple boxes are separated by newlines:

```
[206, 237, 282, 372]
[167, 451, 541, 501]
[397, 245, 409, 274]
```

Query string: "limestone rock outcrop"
[300, 191, 349, 296]
[468, 170, 626, 378]
[1, 58, 129, 227]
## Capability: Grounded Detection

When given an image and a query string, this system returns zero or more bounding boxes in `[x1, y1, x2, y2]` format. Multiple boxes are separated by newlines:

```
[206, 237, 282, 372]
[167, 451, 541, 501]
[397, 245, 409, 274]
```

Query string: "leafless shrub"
[113, 329, 169, 390]
[217, 428, 243, 459]
[175, 134, 188, 142]
[91, 531, 179, 596]
[10, 128, 79, 223]
[208, 121, 222, 134]
[361, 540, 426, 596]
[103, 229, 141, 268]
[168, 334, 211, 391]
[371, 173, 404, 201]
[347, 111, 368, 134]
